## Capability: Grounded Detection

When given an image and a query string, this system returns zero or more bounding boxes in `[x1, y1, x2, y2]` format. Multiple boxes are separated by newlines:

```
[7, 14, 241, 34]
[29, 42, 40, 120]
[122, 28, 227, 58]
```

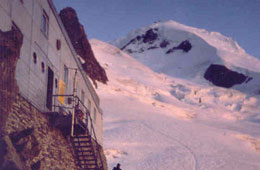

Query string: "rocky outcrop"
[204, 64, 249, 88]
[160, 40, 169, 48]
[0, 25, 23, 92]
[166, 40, 192, 54]
[143, 29, 158, 43]
[121, 28, 158, 51]
[59, 7, 108, 85]
[0, 25, 23, 135]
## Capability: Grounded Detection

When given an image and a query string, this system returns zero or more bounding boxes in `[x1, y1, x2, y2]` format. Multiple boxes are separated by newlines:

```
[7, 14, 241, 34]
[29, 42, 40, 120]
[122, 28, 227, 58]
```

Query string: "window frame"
[93, 108, 97, 123]
[88, 99, 91, 112]
[41, 10, 49, 37]
[81, 89, 85, 104]
[64, 65, 68, 86]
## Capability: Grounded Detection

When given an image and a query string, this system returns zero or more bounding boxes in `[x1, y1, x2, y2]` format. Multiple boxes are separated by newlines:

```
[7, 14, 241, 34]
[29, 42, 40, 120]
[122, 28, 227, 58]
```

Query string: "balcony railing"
[51, 94, 104, 169]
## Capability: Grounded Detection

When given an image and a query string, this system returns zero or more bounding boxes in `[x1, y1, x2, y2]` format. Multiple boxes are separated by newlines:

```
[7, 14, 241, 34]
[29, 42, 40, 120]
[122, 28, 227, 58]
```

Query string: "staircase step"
[71, 135, 90, 139]
[78, 158, 96, 162]
[76, 163, 97, 166]
[73, 140, 91, 143]
[77, 154, 95, 158]
[72, 138, 91, 141]
[73, 143, 92, 147]
[73, 146, 92, 149]
[76, 149, 92, 153]
[77, 153, 95, 157]
[75, 151, 93, 154]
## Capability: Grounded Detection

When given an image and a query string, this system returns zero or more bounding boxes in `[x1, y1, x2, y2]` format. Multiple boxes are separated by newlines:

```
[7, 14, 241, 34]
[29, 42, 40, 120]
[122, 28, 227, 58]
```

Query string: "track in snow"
[142, 122, 199, 170]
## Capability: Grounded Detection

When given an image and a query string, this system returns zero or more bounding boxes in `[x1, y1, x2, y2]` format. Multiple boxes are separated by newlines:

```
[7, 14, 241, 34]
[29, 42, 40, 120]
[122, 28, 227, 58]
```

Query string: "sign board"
[58, 79, 65, 104]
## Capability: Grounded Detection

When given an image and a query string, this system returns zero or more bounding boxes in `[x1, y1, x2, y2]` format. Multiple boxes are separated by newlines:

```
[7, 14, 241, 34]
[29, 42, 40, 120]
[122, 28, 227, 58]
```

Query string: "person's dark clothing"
[113, 163, 121, 170]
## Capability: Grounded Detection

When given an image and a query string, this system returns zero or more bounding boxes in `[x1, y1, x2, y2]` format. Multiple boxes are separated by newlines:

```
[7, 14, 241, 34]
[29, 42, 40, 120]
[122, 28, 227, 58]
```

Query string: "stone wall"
[2, 94, 78, 170]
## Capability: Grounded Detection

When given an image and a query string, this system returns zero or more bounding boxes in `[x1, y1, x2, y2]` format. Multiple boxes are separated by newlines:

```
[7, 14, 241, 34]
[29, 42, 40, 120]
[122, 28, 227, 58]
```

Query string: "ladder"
[71, 135, 100, 170]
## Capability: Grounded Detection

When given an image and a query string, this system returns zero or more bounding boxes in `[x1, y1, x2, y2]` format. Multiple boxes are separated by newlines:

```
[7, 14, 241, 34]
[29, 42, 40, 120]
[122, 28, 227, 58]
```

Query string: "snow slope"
[90, 21, 260, 170]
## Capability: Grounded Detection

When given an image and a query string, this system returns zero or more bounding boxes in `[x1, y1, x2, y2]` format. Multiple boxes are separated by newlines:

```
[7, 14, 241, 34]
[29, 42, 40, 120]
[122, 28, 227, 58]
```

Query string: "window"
[64, 65, 68, 85]
[88, 100, 91, 111]
[41, 62, 45, 73]
[42, 10, 49, 36]
[56, 39, 61, 50]
[33, 52, 37, 64]
[55, 78, 58, 88]
[81, 90, 85, 104]
[93, 108, 97, 123]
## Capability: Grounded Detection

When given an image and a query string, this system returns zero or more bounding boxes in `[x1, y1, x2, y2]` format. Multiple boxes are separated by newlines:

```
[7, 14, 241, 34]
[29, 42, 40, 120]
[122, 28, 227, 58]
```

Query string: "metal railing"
[51, 94, 105, 169]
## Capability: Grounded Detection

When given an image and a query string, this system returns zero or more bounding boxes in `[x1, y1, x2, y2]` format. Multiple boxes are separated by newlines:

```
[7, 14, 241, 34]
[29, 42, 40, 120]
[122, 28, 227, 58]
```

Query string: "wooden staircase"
[71, 135, 100, 170]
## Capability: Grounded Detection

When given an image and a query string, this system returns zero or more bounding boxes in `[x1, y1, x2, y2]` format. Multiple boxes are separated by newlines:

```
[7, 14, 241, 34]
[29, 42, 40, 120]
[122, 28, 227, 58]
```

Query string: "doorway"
[46, 67, 54, 110]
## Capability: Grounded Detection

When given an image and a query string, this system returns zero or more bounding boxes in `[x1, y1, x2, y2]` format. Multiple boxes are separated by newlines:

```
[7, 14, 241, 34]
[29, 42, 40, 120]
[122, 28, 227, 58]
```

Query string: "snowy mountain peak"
[112, 20, 246, 55]
[110, 20, 260, 94]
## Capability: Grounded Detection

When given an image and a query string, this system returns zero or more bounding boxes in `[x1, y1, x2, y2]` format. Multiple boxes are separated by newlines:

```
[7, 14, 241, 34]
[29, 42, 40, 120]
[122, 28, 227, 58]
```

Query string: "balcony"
[46, 94, 91, 136]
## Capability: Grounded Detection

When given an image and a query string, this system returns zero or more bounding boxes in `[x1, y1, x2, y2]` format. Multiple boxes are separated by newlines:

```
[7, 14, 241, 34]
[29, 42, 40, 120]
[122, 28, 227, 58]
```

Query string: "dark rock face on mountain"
[143, 29, 158, 43]
[59, 7, 108, 85]
[204, 64, 249, 88]
[160, 40, 169, 48]
[166, 40, 192, 54]
[121, 28, 158, 51]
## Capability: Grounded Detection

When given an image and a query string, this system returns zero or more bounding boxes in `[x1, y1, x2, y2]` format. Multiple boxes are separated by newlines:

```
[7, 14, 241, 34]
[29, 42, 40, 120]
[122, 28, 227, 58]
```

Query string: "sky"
[53, 0, 260, 58]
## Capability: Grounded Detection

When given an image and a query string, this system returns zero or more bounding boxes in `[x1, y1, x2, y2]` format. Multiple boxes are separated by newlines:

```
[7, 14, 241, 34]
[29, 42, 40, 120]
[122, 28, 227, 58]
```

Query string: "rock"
[143, 29, 158, 43]
[9, 128, 40, 161]
[176, 40, 192, 52]
[121, 28, 158, 52]
[147, 46, 158, 50]
[59, 7, 108, 85]
[166, 40, 192, 54]
[0, 136, 25, 170]
[160, 40, 169, 48]
[31, 160, 41, 170]
[9, 128, 34, 144]
[0, 138, 8, 167]
[1, 160, 20, 170]
[0, 25, 23, 92]
[204, 64, 248, 88]
[0, 25, 23, 134]
[121, 38, 136, 50]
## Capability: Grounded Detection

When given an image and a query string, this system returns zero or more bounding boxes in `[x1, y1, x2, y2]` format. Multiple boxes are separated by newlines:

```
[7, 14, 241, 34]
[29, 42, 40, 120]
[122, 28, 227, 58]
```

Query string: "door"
[46, 67, 54, 110]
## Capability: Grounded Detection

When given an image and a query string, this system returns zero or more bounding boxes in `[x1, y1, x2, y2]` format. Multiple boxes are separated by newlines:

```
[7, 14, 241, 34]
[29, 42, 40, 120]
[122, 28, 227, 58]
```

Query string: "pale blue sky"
[53, 0, 260, 58]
